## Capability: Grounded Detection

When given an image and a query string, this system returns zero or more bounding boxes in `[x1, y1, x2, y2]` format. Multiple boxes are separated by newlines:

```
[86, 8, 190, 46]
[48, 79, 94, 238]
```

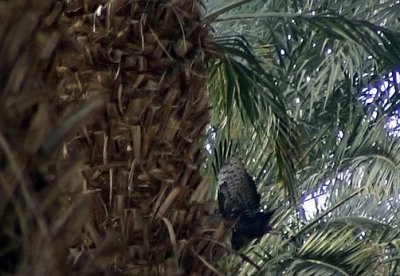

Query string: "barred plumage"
[217, 157, 261, 219]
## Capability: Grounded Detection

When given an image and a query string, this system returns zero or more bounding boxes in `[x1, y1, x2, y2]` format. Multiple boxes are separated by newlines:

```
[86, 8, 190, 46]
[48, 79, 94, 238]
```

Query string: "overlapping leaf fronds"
[205, 0, 400, 275]
[298, 117, 400, 201]
[208, 34, 299, 204]
[287, 226, 384, 276]
[206, 0, 400, 210]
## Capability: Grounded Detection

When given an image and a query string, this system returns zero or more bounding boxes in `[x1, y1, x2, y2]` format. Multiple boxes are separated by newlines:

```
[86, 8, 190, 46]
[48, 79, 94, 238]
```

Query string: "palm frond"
[287, 227, 382, 275]
[208, 35, 299, 204]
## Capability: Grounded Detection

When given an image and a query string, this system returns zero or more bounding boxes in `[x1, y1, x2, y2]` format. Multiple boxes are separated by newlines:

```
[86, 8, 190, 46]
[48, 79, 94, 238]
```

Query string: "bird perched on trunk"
[217, 156, 277, 250]
[217, 157, 261, 220]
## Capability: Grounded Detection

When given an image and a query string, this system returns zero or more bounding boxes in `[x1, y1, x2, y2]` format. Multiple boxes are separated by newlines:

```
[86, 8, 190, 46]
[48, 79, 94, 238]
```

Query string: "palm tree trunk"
[57, 0, 225, 274]
[0, 0, 92, 274]
[1, 0, 229, 274]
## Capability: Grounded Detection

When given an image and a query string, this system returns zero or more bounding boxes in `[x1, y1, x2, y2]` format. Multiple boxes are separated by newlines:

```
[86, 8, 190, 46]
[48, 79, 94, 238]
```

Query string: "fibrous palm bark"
[57, 0, 226, 274]
[1, 0, 232, 274]
[0, 1, 101, 275]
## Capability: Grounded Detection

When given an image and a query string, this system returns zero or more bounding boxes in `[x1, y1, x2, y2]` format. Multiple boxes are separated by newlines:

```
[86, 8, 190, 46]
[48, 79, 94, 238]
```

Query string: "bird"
[217, 156, 277, 250]
[217, 157, 261, 220]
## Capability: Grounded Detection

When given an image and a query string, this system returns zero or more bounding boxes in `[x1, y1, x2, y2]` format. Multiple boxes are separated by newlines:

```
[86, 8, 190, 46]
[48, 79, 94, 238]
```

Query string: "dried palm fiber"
[0, 0, 108, 275]
[0, 0, 238, 274]
[56, 0, 235, 274]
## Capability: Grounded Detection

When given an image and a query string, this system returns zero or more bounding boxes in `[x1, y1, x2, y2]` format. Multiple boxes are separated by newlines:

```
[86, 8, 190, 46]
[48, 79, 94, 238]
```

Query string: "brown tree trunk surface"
[1, 0, 232, 275]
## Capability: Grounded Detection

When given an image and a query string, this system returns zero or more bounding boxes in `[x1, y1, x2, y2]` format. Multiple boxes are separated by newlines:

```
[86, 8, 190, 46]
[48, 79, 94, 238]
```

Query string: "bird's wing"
[244, 172, 261, 207]
[218, 182, 231, 219]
